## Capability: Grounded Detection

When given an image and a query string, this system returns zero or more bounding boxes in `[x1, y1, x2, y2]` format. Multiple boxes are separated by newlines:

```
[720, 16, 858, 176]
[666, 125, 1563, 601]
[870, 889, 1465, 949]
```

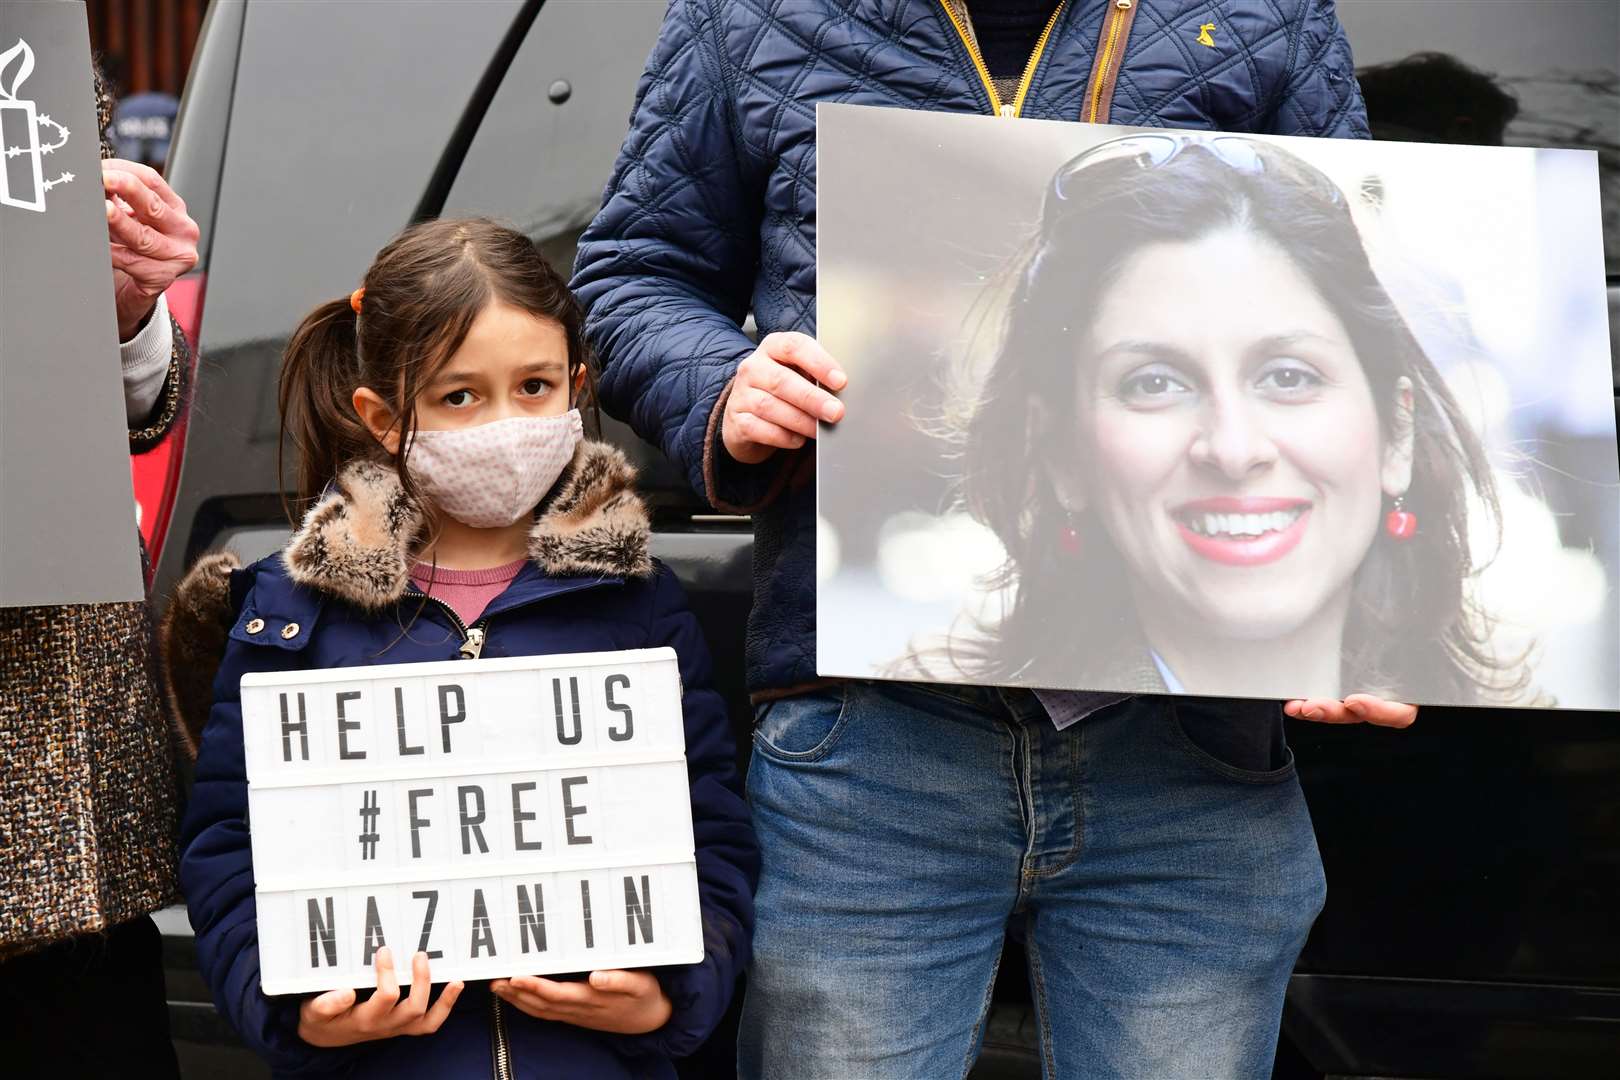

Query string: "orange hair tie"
[349, 287, 365, 314]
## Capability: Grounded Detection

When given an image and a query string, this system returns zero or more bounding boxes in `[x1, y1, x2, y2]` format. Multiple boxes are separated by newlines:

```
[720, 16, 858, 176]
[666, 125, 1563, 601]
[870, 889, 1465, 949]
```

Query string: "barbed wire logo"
[1, 39, 75, 213]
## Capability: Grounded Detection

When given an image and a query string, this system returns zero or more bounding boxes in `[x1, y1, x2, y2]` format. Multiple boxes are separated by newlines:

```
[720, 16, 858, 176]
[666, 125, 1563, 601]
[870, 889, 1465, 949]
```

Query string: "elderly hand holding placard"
[101, 156, 198, 340]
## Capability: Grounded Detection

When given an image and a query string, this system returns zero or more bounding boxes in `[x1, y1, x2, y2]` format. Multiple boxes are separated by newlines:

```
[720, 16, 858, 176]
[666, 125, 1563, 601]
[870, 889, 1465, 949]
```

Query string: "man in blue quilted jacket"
[574, 2, 1413, 1075]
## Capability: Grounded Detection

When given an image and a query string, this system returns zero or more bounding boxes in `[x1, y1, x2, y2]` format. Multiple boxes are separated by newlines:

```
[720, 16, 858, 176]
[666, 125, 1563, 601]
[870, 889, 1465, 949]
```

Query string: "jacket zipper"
[448, 608, 508, 1078]
[937, 0, 1067, 118]
[490, 993, 513, 1080]
[413, 578, 608, 1074]
[1086, 0, 1135, 123]
[1010, 1, 1068, 116]
[413, 592, 506, 1072]
[434, 598, 507, 1076]
[410, 592, 489, 659]
[444, 598, 507, 1078]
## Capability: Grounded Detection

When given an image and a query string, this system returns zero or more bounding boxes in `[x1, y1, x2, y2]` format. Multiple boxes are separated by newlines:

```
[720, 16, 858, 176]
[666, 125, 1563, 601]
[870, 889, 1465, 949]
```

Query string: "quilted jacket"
[572, 0, 1370, 696]
[172, 444, 758, 1078]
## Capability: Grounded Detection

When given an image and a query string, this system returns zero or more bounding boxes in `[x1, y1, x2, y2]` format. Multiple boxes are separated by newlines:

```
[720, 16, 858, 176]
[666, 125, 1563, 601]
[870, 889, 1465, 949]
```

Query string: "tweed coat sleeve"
[1263, 0, 1370, 139]
[129, 309, 192, 455]
[178, 590, 361, 1076]
[571, 0, 793, 513]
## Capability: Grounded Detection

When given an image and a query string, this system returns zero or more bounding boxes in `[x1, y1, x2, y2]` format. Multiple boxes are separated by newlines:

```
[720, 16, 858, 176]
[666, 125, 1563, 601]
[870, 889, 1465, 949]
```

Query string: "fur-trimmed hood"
[161, 440, 652, 753]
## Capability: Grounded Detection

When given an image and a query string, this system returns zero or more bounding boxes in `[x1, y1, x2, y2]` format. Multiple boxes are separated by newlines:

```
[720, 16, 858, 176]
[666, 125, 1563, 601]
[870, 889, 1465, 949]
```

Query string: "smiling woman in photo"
[935, 132, 1529, 704]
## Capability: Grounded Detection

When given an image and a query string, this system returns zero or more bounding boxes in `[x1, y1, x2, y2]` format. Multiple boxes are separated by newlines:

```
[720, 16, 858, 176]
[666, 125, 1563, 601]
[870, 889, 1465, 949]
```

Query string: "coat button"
[245, 618, 265, 635]
[281, 622, 301, 640]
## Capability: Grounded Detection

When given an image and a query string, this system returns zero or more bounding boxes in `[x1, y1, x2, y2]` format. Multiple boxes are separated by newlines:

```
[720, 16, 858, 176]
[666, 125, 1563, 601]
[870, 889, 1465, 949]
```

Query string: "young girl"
[170, 218, 758, 1078]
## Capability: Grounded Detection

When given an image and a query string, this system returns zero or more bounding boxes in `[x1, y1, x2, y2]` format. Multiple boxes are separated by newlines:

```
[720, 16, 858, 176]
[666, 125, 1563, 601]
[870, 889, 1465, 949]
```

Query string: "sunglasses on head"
[1049, 132, 1342, 206]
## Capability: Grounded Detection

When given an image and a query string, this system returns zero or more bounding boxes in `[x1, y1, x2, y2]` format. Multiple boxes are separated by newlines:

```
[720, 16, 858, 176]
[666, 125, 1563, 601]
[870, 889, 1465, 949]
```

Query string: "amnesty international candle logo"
[241, 648, 703, 995]
[0, 39, 75, 213]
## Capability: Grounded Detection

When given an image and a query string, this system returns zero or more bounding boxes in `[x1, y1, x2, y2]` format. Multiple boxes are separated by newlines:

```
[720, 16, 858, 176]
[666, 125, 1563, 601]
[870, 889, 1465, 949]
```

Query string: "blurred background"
[86, 0, 209, 171]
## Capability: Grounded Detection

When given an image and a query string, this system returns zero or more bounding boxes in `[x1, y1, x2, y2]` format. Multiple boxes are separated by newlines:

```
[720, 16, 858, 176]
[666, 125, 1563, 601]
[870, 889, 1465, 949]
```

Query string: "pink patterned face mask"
[404, 410, 583, 528]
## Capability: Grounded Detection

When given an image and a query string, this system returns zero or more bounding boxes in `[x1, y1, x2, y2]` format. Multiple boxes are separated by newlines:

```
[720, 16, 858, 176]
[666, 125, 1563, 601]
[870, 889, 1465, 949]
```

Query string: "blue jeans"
[736, 682, 1325, 1080]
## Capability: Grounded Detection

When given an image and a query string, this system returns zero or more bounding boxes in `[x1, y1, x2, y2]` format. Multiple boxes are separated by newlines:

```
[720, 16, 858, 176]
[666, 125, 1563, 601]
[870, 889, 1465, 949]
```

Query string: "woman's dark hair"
[946, 135, 1524, 703]
[278, 217, 597, 510]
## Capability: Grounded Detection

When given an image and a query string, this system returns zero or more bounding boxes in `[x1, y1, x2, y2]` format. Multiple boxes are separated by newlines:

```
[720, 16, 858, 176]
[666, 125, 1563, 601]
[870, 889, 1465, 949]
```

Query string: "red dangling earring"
[1385, 495, 1417, 540]
[1058, 512, 1082, 556]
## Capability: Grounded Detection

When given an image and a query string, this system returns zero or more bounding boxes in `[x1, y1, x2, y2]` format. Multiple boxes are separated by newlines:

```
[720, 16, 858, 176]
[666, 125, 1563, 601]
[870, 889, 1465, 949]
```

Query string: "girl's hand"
[297, 948, 464, 1047]
[490, 969, 673, 1035]
[1284, 695, 1417, 728]
[721, 332, 847, 464]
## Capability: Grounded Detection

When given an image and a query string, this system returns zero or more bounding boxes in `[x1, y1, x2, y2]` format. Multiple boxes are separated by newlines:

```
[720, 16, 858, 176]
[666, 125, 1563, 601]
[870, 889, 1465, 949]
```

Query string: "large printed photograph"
[816, 104, 1619, 709]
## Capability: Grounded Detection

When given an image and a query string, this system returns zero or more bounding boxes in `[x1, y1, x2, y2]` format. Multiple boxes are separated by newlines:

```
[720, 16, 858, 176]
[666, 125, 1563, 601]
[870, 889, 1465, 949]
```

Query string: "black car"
[145, 2, 1620, 1077]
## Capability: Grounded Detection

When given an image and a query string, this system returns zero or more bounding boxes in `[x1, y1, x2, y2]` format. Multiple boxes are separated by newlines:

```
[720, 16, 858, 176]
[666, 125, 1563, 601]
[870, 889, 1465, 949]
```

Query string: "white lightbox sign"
[241, 648, 702, 995]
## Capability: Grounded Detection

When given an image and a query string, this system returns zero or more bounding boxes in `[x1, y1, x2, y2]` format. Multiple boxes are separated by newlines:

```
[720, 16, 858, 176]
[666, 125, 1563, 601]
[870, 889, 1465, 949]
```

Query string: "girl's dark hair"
[946, 136, 1525, 704]
[278, 217, 597, 510]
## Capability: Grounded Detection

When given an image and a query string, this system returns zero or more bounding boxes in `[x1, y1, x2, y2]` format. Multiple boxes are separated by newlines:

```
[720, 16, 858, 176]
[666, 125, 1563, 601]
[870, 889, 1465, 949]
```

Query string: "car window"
[1339, 0, 1618, 276]
[207, 1, 519, 350]
[440, 1, 689, 505]
[155, 0, 524, 594]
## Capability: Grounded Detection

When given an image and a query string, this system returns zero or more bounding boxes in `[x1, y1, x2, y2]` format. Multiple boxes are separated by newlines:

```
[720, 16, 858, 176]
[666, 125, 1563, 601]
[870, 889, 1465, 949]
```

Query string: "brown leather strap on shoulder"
[1083, 0, 1141, 124]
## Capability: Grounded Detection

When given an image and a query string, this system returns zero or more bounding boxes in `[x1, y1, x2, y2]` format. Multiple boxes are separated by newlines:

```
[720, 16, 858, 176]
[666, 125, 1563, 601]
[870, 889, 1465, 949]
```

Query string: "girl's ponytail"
[277, 297, 376, 514]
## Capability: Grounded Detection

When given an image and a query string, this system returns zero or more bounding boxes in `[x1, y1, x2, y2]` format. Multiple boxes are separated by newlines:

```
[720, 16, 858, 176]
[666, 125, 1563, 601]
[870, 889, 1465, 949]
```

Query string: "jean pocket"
[752, 686, 852, 763]
[1167, 699, 1297, 784]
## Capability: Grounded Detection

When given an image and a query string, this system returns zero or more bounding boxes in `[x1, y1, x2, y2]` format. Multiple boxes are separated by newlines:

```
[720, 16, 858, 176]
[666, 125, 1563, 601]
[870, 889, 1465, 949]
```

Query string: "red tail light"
[132, 272, 205, 573]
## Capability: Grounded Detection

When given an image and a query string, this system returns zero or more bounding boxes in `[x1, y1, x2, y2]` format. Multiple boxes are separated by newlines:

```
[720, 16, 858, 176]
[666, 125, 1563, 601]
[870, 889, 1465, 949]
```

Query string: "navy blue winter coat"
[172, 445, 758, 1079]
[571, 0, 1369, 696]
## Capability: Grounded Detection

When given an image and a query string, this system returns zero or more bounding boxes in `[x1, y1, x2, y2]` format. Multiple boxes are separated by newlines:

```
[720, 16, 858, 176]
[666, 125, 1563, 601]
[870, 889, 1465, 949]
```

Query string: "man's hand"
[721, 331, 847, 465]
[490, 969, 673, 1035]
[297, 948, 464, 1048]
[1284, 695, 1417, 728]
[102, 159, 199, 340]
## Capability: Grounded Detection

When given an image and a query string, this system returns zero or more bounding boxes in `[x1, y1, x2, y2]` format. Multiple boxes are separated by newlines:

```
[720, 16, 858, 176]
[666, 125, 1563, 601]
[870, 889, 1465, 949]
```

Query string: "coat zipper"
[937, 0, 1067, 118]
[1010, 1, 1068, 116]
[1086, 0, 1136, 123]
[490, 993, 513, 1080]
[410, 591, 490, 659]
[413, 577, 608, 1075]
[413, 592, 506, 1072]
[452, 605, 508, 1079]
[434, 598, 506, 1076]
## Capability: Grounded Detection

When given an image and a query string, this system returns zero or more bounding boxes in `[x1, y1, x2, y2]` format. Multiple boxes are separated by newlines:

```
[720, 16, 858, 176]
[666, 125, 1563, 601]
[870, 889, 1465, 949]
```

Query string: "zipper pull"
[458, 626, 486, 661]
[999, 103, 1016, 118]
